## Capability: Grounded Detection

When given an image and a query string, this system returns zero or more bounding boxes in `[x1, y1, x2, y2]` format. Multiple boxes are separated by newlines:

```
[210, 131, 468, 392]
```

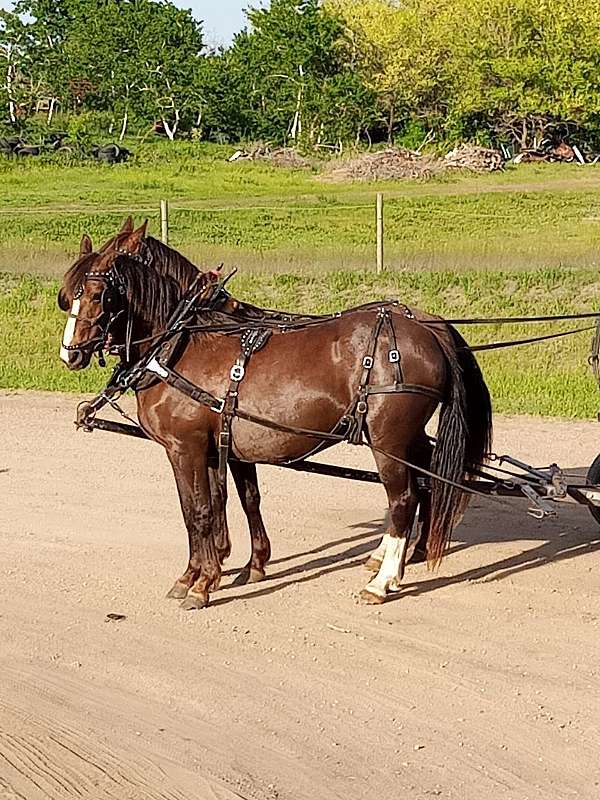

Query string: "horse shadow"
[213, 467, 600, 606]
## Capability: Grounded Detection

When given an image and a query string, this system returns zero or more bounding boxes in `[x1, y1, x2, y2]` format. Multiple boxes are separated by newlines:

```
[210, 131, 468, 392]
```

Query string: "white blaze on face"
[60, 297, 80, 363]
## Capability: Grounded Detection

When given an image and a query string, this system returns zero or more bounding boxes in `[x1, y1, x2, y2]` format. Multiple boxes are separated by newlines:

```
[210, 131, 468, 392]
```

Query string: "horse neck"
[224, 296, 268, 319]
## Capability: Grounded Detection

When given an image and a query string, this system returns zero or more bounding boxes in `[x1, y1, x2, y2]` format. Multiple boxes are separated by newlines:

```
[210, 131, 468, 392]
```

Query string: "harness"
[142, 301, 444, 498]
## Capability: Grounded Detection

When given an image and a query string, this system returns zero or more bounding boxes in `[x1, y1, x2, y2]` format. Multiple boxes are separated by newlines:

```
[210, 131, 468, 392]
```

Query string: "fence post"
[376, 192, 384, 273]
[160, 199, 169, 245]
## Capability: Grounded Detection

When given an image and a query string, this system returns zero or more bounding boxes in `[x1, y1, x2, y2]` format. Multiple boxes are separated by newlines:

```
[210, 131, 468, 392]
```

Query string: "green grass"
[2, 269, 599, 418]
[2, 142, 600, 273]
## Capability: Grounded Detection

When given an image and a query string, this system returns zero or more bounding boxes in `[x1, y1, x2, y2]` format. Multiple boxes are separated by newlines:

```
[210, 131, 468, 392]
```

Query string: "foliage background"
[2, 0, 600, 150]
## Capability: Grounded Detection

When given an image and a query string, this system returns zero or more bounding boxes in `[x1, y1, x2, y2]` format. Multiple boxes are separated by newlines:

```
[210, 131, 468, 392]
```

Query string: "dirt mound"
[322, 147, 443, 181]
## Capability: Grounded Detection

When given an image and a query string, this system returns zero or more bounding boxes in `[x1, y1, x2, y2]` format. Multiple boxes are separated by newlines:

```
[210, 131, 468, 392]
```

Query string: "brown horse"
[87, 219, 479, 578]
[62, 219, 277, 585]
[58, 226, 492, 609]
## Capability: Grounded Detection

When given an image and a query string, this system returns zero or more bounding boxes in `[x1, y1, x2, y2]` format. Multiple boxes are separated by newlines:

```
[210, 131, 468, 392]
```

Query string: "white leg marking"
[370, 532, 390, 564]
[364, 534, 407, 598]
[60, 298, 80, 362]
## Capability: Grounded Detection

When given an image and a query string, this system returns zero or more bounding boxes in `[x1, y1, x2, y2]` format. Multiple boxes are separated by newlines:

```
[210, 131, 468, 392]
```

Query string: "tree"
[0, 9, 28, 123]
[197, 0, 376, 147]
[3, 0, 204, 139]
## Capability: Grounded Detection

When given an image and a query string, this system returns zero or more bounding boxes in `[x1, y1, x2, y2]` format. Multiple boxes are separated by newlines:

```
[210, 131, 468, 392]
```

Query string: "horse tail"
[426, 324, 493, 567]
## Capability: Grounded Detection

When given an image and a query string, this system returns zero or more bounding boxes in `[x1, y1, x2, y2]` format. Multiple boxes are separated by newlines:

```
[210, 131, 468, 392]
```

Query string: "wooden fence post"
[376, 192, 384, 273]
[160, 199, 169, 245]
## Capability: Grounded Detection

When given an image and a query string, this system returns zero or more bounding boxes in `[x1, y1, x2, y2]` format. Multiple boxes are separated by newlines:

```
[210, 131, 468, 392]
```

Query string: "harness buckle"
[230, 364, 245, 382]
[388, 349, 400, 363]
[362, 356, 374, 369]
[212, 398, 226, 414]
[356, 400, 368, 414]
[219, 430, 230, 448]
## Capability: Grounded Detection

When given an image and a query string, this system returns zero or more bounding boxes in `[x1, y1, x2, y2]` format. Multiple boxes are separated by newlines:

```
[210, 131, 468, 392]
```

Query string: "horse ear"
[119, 216, 134, 235]
[80, 234, 93, 256]
[121, 220, 147, 256]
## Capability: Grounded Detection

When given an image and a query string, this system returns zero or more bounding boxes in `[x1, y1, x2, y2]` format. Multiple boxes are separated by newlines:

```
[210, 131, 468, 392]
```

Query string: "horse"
[58, 225, 492, 609]
[87, 218, 483, 577]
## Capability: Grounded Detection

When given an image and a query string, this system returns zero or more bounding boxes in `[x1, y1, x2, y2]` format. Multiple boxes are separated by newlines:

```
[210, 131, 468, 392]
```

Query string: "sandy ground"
[1, 390, 600, 800]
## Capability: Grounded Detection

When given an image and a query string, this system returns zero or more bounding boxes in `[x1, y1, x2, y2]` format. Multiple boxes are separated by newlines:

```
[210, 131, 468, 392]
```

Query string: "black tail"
[426, 325, 493, 566]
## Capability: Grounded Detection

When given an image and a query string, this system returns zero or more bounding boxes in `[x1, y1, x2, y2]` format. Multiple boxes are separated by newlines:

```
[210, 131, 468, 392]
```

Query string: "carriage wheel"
[585, 453, 600, 525]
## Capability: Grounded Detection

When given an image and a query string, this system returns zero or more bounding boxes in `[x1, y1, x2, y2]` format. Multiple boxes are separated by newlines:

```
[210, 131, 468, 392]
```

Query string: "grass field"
[2, 142, 600, 274]
[2, 268, 599, 418]
[2, 143, 600, 418]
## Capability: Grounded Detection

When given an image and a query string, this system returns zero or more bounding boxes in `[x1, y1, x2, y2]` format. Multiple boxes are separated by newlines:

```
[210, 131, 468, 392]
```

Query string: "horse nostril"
[69, 350, 84, 368]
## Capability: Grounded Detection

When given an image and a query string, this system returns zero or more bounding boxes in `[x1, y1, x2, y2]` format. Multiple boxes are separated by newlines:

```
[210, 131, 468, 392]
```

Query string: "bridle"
[60, 266, 127, 365]
[61, 257, 237, 365]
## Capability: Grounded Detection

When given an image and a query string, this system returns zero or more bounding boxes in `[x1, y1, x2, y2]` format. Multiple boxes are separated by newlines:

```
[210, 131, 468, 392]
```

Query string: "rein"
[106, 296, 600, 357]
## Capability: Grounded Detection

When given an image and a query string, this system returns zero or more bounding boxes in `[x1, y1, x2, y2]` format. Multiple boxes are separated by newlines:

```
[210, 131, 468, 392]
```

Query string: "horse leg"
[230, 462, 271, 585]
[360, 455, 419, 604]
[165, 445, 222, 608]
[365, 434, 432, 571]
[209, 463, 231, 571]
[364, 529, 390, 572]
[406, 435, 433, 564]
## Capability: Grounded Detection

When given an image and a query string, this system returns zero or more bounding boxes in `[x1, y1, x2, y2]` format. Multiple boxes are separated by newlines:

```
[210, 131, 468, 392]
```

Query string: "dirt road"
[1, 391, 599, 799]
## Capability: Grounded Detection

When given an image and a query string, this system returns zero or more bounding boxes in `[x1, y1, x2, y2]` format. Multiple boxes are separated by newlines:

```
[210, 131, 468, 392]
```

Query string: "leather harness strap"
[145, 307, 444, 497]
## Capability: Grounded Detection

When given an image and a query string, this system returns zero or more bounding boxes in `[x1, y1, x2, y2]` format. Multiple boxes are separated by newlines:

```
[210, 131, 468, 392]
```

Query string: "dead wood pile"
[443, 144, 504, 172]
[322, 148, 443, 181]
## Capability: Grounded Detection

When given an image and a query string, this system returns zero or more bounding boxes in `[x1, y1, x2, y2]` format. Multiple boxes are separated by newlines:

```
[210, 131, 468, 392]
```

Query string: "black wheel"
[585, 453, 600, 525]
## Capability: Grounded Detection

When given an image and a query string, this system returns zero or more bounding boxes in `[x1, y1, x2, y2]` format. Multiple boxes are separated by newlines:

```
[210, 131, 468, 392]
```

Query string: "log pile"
[443, 144, 504, 172]
[322, 148, 443, 181]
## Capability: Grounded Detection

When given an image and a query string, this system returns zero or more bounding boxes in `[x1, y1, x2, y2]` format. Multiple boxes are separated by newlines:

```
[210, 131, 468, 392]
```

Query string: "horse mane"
[143, 236, 200, 290]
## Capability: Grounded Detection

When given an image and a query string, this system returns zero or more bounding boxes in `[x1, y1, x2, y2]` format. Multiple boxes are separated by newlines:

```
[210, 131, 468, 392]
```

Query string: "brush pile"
[443, 144, 504, 172]
[322, 148, 443, 181]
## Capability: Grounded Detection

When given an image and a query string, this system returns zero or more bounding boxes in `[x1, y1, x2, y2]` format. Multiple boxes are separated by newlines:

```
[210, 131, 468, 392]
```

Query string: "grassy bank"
[2, 144, 600, 273]
[1, 269, 599, 418]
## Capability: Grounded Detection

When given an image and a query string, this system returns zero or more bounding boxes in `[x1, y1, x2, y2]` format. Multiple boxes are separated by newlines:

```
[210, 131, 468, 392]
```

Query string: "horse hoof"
[408, 548, 427, 565]
[166, 582, 188, 600]
[231, 566, 265, 586]
[231, 568, 250, 587]
[180, 593, 208, 611]
[364, 557, 382, 573]
[359, 588, 386, 605]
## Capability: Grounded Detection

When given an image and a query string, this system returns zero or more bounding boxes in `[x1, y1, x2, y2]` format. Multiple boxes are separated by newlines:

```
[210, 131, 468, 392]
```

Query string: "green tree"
[197, 0, 375, 147]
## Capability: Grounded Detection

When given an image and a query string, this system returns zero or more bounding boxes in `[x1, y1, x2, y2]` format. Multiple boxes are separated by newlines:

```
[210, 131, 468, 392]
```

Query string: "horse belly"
[230, 385, 346, 464]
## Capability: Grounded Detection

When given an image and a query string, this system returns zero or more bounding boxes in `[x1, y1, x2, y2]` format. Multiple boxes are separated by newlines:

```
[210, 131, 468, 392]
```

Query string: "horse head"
[57, 222, 149, 369]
